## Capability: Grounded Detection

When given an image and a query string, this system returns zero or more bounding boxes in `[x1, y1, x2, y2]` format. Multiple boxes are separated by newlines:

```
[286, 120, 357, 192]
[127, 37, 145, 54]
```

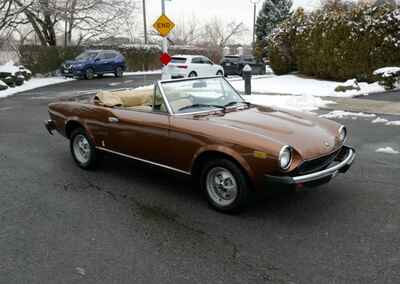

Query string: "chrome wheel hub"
[206, 167, 238, 207]
[73, 134, 91, 164]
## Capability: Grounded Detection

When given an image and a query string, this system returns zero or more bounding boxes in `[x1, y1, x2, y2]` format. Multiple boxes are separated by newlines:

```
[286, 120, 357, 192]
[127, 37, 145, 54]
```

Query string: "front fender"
[191, 145, 256, 183]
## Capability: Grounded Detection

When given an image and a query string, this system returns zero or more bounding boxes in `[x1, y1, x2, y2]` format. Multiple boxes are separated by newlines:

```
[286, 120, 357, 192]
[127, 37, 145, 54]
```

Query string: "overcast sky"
[145, 0, 321, 43]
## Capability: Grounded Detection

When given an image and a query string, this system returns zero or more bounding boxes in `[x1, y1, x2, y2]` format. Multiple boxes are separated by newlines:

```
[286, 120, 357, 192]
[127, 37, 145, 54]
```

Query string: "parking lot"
[0, 75, 399, 283]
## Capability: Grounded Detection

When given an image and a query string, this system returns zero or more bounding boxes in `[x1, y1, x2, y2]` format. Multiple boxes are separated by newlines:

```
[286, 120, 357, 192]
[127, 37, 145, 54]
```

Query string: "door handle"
[108, 117, 119, 123]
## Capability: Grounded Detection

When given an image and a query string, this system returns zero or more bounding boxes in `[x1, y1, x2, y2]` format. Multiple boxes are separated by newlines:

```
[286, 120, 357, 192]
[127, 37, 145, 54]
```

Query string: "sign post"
[153, 0, 175, 65]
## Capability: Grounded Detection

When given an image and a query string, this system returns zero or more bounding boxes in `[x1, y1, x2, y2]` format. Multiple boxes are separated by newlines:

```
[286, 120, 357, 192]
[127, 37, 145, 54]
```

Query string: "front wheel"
[70, 128, 99, 169]
[200, 158, 250, 213]
[216, 70, 224, 76]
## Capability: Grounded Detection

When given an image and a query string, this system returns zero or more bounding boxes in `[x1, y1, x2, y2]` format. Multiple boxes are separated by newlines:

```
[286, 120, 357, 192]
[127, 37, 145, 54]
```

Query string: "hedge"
[18, 44, 217, 75]
[267, 4, 400, 82]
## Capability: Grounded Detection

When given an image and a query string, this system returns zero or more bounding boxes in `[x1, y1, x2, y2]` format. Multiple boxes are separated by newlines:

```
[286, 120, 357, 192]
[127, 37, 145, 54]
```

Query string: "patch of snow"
[0, 61, 20, 75]
[75, 267, 86, 276]
[386, 121, 400, 126]
[372, 117, 389, 123]
[343, 79, 359, 88]
[320, 110, 376, 119]
[243, 94, 334, 112]
[376, 147, 399, 155]
[0, 77, 74, 99]
[229, 74, 385, 98]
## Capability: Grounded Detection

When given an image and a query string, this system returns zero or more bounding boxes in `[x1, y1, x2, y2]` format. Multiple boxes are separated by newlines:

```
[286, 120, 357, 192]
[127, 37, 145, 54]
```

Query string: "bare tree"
[201, 18, 248, 50]
[169, 15, 199, 46]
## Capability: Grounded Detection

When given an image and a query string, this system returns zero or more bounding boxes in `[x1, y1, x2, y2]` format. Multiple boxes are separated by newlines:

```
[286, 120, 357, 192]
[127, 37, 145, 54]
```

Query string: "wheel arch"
[65, 119, 95, 142]
[191, 147, 255, 187]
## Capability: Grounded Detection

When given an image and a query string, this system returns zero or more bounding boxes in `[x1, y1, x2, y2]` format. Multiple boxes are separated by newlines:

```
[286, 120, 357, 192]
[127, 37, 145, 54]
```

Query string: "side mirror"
[94, 58, 100, 62]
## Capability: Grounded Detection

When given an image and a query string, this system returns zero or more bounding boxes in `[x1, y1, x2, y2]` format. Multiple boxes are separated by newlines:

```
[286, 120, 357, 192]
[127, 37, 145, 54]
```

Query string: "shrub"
[267, 3, 400, 82]
[373, 67, 400, 90]
[18, 45, 217, 75]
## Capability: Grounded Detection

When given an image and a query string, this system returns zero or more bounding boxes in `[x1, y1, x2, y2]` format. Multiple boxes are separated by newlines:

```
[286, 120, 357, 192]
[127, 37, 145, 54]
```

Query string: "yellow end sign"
[153, 15, 175, 37]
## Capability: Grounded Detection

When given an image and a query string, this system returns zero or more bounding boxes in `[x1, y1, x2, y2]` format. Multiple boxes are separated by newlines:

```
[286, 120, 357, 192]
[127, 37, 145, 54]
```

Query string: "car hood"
[203, 106, 341, 159]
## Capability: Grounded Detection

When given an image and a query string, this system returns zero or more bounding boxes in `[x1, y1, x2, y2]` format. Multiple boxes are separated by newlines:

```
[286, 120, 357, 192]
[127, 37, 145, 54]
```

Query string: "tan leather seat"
[95, 89, 153, 108]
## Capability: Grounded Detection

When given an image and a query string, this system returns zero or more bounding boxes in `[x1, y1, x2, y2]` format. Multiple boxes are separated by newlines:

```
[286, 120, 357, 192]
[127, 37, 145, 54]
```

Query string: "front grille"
[293, 148, 342, 175]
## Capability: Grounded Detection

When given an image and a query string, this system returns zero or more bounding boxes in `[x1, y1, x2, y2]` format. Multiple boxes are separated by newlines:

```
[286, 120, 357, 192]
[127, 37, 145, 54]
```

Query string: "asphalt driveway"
[0, 75, 399, 283]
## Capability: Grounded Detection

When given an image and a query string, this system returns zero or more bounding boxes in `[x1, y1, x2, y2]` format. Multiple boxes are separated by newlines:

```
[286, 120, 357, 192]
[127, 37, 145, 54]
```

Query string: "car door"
[190, 57, 204, 76]
[103, 52, 116, 72]
[93, 53, 106, 73]
[103, 86, 172, 167]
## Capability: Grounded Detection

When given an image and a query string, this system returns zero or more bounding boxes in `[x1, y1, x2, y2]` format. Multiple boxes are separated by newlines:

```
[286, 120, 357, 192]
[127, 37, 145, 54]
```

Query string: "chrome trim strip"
[292, 148, 355, 183]
[96, 147, 191, 175]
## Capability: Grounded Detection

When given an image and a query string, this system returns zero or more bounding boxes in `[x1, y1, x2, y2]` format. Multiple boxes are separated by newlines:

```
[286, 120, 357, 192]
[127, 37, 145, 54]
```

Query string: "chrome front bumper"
[44, 119, 56, 135]
[265, 146, 356, 185]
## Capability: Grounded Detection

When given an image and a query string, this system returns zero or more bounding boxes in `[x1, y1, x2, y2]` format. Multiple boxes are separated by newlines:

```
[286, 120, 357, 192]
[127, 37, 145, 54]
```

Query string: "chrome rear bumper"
[265, 146, 356, 185]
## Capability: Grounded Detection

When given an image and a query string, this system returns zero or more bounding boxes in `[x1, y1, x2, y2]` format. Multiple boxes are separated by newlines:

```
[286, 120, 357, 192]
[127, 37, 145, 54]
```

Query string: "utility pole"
[142, 0, 148, 44]
[250, 0, 260, 53]
[161, 0, 167, 53]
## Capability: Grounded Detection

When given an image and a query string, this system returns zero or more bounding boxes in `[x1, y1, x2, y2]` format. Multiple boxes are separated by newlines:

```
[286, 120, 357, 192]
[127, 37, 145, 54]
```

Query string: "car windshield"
[76, 52, 98, 61]
[160, 77, 246, 114]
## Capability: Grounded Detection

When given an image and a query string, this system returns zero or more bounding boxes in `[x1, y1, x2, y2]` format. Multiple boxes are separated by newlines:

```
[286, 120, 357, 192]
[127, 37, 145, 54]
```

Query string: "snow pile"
[386, 121, 400, 126]
[229, 74, 385, 97]
[372, 117, 389, 124]
[320, 110, 376, 119]
[373, 67, 400, 77]
[0, 61, 20, 75]
[376, 147, 399, 155]
[243, 94, 334, 112]
[0, 77, 74, 99]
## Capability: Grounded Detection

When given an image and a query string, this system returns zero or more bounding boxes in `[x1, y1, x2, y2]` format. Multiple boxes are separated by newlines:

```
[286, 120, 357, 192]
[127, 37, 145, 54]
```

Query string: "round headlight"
[339, 126, 347, 142]
[279, 145, 292, 170]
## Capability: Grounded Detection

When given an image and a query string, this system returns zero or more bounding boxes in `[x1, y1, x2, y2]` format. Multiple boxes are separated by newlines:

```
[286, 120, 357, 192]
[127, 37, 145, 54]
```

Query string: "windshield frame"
[157, 76, 246, 116]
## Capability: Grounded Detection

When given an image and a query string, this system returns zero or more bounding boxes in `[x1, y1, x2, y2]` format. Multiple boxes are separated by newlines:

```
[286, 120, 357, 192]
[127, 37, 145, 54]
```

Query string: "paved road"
[358, 89, 400, 102]
[0, 76, 399, 283]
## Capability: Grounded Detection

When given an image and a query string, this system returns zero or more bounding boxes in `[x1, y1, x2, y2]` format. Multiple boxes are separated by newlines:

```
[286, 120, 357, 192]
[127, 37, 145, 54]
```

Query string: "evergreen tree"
[255, 0, 292, 56]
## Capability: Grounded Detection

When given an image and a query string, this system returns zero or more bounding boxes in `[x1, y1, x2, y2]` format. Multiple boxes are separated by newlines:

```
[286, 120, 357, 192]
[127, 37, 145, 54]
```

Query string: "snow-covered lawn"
[243, 94, 333, 112]
[229, 74, 387, 98]
[0, 77, 74, 99]
[320, 110, 376, 119]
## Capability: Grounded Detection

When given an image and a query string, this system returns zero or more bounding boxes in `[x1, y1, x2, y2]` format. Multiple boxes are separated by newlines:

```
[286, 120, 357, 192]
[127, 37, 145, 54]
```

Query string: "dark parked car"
[0, 63, 27, 87]
[61, 50, 126, 79]
[221, 55, 266, 76]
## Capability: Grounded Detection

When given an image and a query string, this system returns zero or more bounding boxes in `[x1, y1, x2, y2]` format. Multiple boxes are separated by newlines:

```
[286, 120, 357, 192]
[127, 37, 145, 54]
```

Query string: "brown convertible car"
[45, 76, 355, 212]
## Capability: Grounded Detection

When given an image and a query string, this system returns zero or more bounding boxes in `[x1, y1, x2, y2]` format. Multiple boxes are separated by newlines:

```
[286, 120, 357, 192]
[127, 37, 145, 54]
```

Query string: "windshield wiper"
[224, 101, 251, 108]
[178, 104, 226, 112]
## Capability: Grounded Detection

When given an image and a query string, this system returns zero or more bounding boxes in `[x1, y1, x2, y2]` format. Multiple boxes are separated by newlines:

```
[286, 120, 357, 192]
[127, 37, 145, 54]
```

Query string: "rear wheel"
[85, 68, 94, 80]
[188, 71, 197, 78]
[216, 70, 224, 76]
[115, 66, 123, 78]
[70, 128, 99, 169]
[200, 158, 250, 213]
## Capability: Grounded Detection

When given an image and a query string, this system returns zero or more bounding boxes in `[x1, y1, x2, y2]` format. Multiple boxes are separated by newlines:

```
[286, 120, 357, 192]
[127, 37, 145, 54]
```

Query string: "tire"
[200, 158, 250, 213]
[115, 66, 123, 78]
[70, 128, 99, 170]
[188, 71, 197, 78]
[85, 68, 94, 80]
[216, 70, 224, 76]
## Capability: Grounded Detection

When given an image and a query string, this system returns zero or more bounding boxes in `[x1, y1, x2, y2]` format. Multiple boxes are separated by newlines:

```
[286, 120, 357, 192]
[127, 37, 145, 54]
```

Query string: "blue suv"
[62, 50, 126, 79]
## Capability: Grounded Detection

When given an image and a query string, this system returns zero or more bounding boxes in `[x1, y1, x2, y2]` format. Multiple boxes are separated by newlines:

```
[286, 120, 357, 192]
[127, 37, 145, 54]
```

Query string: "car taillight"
[178, 65, 188, 69]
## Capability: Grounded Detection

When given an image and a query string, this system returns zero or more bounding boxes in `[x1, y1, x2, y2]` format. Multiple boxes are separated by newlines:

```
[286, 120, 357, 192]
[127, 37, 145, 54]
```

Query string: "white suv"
[162, 55, 224, 80]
